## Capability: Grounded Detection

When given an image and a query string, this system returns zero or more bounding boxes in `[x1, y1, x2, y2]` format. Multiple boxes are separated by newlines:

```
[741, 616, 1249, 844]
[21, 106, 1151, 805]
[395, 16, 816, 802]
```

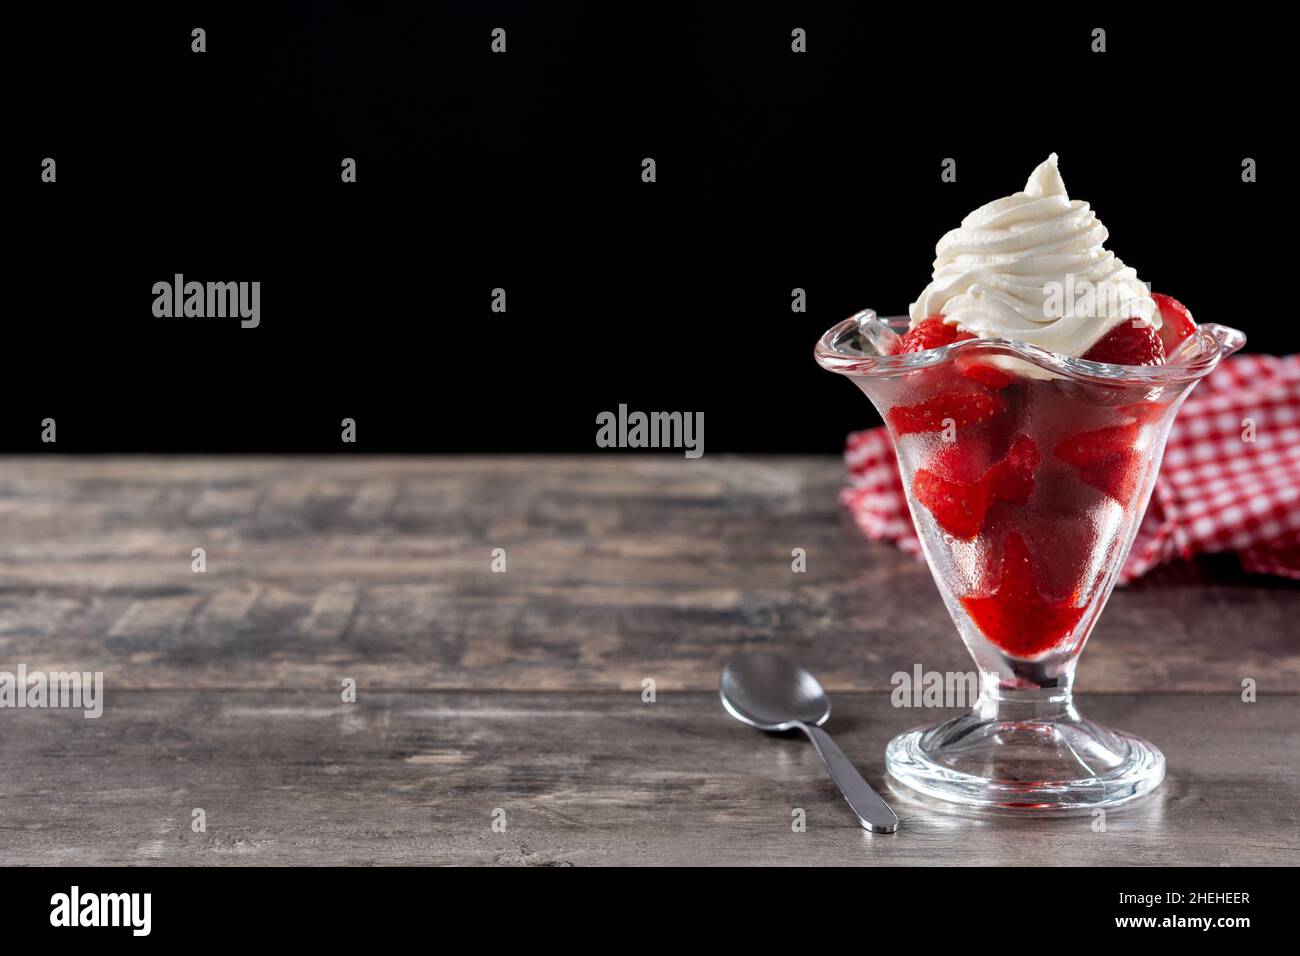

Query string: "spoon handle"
[800, 723, 899, 833]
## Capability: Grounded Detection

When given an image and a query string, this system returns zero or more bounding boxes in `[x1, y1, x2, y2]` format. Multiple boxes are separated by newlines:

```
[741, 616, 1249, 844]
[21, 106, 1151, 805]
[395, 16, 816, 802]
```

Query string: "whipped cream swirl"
[908, 153, 1157, 358]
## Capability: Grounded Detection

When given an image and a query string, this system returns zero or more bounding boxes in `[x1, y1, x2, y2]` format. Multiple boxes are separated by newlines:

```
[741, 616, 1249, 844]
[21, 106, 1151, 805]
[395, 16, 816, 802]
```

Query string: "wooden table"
[1, 456, 1296, 865]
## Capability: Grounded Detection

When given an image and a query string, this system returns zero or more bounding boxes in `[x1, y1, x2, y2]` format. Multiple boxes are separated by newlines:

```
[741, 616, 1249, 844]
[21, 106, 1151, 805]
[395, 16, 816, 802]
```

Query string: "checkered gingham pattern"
[842, 355, 1300, 582]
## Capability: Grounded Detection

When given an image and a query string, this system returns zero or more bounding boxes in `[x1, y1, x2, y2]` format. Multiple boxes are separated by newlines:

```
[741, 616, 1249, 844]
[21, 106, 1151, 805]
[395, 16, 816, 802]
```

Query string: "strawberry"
[915, 435, 1037, 537]
[984, 435, 1040, 505]
[1077, 455, 1142, 503]
[954, 355, 1015, 390]
[1081, 320, 1166, 366]
[1054, 423, 1143, 503]
[1054, 423, 1142, 468]
[1152, 293, 1197, 353]
[927, 433, 997, 481]
[897, 315, 974, 354]
[1116, 401, 1170, 425]
[961, 532, 1086, 658]
[887, 387, 1007, 436]
[1012, 515, 1104, 605]
[913, 468, 990, 539]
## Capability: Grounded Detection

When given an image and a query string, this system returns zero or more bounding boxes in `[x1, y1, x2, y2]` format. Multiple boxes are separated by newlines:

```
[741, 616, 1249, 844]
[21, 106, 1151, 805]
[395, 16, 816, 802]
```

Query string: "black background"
[5, 865, 1287, 941]
[8, 3, 1285, 452]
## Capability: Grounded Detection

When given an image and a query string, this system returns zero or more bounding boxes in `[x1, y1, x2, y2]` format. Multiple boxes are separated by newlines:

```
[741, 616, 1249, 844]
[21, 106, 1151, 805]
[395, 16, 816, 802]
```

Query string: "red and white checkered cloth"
[842, 354, 1300, 582]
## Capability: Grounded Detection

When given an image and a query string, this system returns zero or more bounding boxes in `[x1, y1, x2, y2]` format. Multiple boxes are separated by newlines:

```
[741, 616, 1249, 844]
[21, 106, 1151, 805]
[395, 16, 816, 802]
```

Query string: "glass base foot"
[885, 707, 1166, 811]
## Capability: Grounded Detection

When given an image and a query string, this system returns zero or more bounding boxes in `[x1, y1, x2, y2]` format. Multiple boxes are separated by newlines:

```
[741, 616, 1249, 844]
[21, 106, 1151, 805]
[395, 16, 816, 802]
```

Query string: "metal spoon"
[720, 652, 898, 833]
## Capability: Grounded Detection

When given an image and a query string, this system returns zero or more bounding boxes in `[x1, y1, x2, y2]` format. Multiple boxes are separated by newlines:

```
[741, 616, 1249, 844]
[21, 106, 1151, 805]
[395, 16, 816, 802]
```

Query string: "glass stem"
[973, 670, 1079, 723]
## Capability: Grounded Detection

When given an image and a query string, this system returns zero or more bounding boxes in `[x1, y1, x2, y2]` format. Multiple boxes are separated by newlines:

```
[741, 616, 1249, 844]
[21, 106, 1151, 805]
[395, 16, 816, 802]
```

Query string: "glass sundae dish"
[815, 155, 1245, 810]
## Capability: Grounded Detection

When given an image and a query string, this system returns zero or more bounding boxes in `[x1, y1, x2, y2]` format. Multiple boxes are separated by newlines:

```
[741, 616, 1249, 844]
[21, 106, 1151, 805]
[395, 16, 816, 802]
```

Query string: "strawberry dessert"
[814, 154, 1244, 810]
[879, 154, 1204, 665]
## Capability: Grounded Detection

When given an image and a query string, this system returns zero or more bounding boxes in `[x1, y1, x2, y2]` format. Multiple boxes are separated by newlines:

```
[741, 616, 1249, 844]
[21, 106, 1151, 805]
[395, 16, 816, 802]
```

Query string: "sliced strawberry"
[928, 433, 997, 481]
[1152, 292, 1197, 353]
[1054, 423, 1144, 503]
[915, 434, 1037, 537]
[887, 387, 1007, 436]
[1054, 423, 1142, 468]
[954, 355, 1015, 390]
[1078, 455, 1142, 503]
[961, 532, 1086, 658]
[1081, 320, 1166, 366]
[913, 468, 990, 539]
[984, 435, 1040, 505]
[898, 315, 974, 354]
[1116, 401, 1169, 425]
[1012, 515, 1104, 605]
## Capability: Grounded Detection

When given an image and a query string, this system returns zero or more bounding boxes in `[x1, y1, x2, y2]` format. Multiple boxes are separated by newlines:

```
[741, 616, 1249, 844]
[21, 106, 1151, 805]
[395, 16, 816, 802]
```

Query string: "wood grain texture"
[1, 456, 1296, 692]
[2, 456, 1296, 866]
[1, 691, 1294, 866]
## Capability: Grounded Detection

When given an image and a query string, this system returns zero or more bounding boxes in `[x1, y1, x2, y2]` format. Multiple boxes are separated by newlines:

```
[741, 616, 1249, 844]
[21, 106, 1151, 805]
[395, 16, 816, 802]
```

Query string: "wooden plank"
[1, 456, 1297, 692]
[0, 691, 1294, 866]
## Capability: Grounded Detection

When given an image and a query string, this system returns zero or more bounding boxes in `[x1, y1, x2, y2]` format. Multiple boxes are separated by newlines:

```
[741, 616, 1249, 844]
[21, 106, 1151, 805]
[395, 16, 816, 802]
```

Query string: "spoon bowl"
[720, 652, 830, 731]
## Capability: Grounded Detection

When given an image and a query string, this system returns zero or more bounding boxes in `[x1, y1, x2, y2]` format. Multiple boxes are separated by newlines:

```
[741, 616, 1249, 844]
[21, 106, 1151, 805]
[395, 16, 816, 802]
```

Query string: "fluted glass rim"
[815, 309, 1246, 387]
